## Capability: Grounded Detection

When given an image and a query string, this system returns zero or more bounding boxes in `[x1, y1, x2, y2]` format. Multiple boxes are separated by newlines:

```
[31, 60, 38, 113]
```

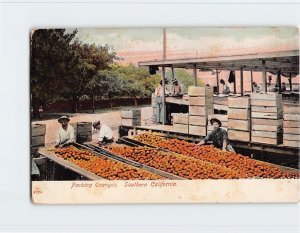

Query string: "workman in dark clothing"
[198, 118, 235, 152]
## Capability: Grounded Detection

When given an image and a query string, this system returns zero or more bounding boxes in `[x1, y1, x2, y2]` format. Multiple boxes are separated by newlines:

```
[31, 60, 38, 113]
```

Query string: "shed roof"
[138, 50, 299, 77]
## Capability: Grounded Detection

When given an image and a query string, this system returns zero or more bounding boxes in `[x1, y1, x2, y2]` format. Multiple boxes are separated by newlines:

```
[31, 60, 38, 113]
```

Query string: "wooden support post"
[216, 69, 219, 94]
[278, 69, 282, 94]
[193, 64, 197, 86]
[289, 72, 292, 92]
[250, 71, 253, 92]
[262, 60, 267, 93]
[233, 71, 237, 94]
[171, 66, 175, 81]
[240, 67, 244, 96]
[162, 66, 166, 125]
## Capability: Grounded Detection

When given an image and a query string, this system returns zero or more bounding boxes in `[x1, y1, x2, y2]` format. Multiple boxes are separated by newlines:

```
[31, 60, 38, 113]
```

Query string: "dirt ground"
[33, 106, 153, 145]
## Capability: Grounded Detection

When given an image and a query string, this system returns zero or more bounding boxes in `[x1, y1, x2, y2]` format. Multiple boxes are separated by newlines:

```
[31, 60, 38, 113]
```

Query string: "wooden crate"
[251, 112, 283, 119]
[284, 114, 300, 121]
[189, 105, 213, 116]
[189, 115, 207, 126]
[228, 108, 250, 120]
[228, 130, 250, 142]
[121, 109, 141, 119]
[76, 131, 92, 143]
[173, 114, 189, 124]
[76, 122, 92, 133]
[228, 119, 249, 131]
[188, 86, 213, 97]
[173, 123, 188, 134]
[228, 97, 250, 108]
[188, 96, 213, 106]
[31, 135, 45, 147]
[121, 118, 141, 127]
[283, 140, 300, 148]
[31, 124, 46, 137]
[189, 125, 207, 136]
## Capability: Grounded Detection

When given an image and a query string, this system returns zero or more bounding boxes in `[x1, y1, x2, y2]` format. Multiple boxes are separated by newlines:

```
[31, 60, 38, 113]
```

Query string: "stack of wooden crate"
[250, 93, 283, 145]
[173, 113, 189, 134]
[207, 114, 228, 134]
[227, 97, 250, 142]
[283, 104, 300, 147]
[121, 109, 141, 127]
[188, 86, 213, 136]
[151, 93, 157, 122]
[76, 122, 92, 143]
[31, 123, 46, 154]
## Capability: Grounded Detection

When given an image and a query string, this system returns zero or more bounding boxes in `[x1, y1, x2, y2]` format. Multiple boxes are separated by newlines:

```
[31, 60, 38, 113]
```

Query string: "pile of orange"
[54, 146, 162, 180]
[133, 134, 299, 179]
[106, 146, 244, 179]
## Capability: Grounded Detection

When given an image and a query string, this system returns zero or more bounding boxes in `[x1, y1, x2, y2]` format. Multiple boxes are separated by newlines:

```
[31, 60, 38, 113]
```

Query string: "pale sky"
[69, 27, 299, 64]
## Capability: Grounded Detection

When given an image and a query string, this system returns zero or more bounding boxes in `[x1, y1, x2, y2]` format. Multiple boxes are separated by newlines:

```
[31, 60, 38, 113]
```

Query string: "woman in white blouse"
[55, 116, 75, 148]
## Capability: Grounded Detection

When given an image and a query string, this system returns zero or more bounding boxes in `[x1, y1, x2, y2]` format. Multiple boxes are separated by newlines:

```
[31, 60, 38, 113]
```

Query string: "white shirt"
[98, 124, 113, 142]
[55, 125, 75, 145]
[155, 85, 171, 97]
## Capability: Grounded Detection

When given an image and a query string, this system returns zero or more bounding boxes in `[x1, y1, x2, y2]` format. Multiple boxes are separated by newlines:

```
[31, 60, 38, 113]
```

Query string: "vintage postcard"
[30, 27, 299, 204]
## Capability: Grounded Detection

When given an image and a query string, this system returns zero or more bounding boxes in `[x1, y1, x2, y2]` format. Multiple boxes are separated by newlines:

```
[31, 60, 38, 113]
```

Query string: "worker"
[155, 80, 170, 123]
[197, 118, 235, 152]
[38, 106, 44, 119]
[220, 79, 230, 94]
[93, 120, 114, 145]
[252, 82, 262, 93]
[172, 79, 182, 96]
[281, 82, 287, 92]
[55, 116, 75, 148]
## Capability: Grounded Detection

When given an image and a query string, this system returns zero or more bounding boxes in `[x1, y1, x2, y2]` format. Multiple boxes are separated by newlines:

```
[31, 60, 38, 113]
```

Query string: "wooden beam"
[289, 72, 292, 92]
[171, 66, 175, 81]
[216, 69, 219, 94]
[233, 71, 237, 94]
[250, 71, 254, 92]
[162, 66, 166, 125]
[193, 63, 198, 86]
[240, 67, 244, 96]
[278, 69, 282, 94]
[262, 60, 267, 93]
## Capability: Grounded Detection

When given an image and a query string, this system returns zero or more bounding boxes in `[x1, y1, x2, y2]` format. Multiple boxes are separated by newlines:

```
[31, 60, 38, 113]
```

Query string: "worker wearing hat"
[281, 82, 287, 92]
[172, 79, 182, 96]
[198, 118, 235, 152]
[55, 116, 75, 148]
[93, 120, 114, 145]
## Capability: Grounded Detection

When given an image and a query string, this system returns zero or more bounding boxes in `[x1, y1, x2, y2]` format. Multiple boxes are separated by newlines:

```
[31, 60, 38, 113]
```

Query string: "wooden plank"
[31, 124, 46, 137]
[31, 135, 45, 147]
[251, 136, 282, 145]
[76, 122, 92, 133]
[188, 96, 213, 106]
[173, 114, 189, 124]
[284, 114, 300, 121]
[173, 123, 189, 134]
[283, 105, 300, 114]
[251, 106, 282, 113]
[283, 127, 300, 135]
[227, 119, 249, 131]
[251, 112, 283, 119]
[121, 109, 141, 119]
[283, 120, 300, 128]
[189, 105, 213, 116]
[228, 108, 250, 120]
[188, 86, 213, 97]
[283, 134, 300, 141]
[252, 118, 282, 126]
[250, 93, 282, 101]
[283, 140, 300, 148]
[252, 124, 282, 132]
[250, 99, 280, 107]
[251, 130, 281, 139]
[228, 130, 250, 142]
[189, 125, 207, 136]
[228, 97, 250, 108]
[189, 115, 207, 126]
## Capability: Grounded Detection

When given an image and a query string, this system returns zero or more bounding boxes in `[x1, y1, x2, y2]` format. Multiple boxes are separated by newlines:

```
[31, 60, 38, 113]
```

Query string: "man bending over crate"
[93, 120, 114, 146]
[197, 118, 235, 153]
